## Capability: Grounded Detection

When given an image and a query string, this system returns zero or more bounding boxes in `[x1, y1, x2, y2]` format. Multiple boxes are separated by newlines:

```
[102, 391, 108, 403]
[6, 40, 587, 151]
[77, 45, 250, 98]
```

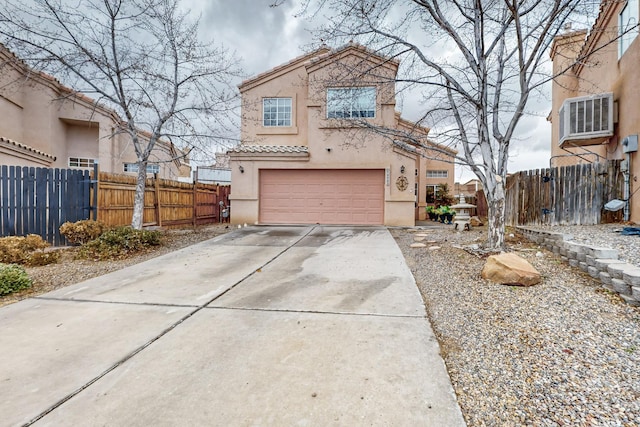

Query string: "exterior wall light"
[400, 165, 405, 174]
[239, 166, 244, 173]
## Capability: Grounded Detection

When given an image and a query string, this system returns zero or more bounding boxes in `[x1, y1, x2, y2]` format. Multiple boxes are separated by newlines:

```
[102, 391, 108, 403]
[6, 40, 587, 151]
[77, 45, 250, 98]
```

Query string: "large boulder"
[481, 252, 541, 286]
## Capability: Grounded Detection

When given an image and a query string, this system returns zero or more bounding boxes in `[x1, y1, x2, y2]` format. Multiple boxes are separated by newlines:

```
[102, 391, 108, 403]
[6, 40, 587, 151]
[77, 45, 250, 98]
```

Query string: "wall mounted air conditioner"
[559, 92, 614, 147]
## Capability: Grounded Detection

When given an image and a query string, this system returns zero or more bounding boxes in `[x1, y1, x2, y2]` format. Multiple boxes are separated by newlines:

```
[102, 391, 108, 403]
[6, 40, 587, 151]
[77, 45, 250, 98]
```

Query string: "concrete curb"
[516, 226, 640, 307]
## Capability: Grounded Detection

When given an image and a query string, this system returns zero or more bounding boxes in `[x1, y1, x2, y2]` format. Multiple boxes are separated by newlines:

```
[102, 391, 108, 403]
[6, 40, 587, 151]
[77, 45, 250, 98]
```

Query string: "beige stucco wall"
[550, 3, 640, 222]
[0, 46, 188, 179]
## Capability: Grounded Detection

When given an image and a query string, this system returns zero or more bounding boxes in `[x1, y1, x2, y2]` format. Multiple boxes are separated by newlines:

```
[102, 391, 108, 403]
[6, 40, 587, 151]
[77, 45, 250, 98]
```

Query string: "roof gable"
[305, 42, 399, 77]
[238, 47, 331, 93]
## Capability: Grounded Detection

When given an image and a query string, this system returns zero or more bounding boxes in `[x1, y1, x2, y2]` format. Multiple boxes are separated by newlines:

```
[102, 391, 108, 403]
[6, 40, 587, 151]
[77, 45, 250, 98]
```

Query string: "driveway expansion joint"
[32, 296, 199, 309]
[205, 305, 427, 319]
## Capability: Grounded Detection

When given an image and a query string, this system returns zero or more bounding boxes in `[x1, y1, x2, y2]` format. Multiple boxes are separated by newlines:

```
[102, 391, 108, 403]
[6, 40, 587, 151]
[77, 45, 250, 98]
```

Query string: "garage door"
[260, 169, 384, 225]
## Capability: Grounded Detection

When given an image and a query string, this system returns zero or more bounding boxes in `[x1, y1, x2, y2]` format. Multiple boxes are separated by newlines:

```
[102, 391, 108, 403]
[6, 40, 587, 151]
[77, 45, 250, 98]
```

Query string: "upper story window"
[69, 157, 95, 168]
[426, 170, 449, 179]
[327, 87, 376, 119]
[619, 0, 639, 58]
[263, 98, 292, 127]
[124, 163, 160, 174]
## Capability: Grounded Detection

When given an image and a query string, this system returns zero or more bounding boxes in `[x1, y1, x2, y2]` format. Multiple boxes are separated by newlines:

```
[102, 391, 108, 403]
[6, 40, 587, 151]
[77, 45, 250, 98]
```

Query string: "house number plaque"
[396, 175, 408, 191]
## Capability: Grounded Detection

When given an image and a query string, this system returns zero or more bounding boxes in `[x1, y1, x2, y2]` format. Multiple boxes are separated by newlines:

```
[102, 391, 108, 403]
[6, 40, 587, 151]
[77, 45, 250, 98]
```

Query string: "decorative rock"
[481, 253, 542, 286]
[619, 294, 640, 307]
[622, 268, 640, 286]
[535, 251, 544, 258]
[410, 243, 426, 248]
[607, 263, 636, 279]
[428, 246, 441, 251]
[470, 216, 483, 226]
[611, 278, 632, 296]
[599, 271, 612, 286]
[594, 259, 626, 271]
[414, 233, 429, 237]
[414, 236, 426, 242]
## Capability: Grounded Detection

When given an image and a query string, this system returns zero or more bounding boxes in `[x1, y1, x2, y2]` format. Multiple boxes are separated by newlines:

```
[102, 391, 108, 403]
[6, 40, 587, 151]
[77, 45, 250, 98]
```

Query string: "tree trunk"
[131, 165, 147, 230]
[486, 181, 506, 250]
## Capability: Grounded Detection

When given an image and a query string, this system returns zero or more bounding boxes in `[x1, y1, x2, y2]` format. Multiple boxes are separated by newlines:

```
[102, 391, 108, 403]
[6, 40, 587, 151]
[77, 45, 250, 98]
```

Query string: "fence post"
[91, 162, 99, 221]
[192, 181, 197, 227]
[153, 173, 162, 227]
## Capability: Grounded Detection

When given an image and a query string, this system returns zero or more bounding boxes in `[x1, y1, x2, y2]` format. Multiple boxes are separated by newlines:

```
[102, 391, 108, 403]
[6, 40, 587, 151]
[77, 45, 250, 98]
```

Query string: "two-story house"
[228, 43, 455, 226]
[0, 44, 190, 179]
[549, 0, 640, 222]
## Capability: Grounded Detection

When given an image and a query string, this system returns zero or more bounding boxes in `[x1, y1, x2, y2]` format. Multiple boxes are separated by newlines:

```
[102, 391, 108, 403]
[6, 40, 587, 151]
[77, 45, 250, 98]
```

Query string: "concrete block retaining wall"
[516, 227, 640, 307]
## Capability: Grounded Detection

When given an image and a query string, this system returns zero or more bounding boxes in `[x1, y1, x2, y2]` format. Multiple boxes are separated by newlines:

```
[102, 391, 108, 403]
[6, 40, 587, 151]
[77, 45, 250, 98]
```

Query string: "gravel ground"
[524, 224, 640, 267]
[391, 224, 640, 427]
[0, 224, 232, 307]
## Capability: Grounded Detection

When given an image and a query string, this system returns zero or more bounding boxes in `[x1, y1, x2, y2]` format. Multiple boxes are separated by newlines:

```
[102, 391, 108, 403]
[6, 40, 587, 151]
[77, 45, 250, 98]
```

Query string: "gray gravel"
[524, 224, 640, 267]
[392, 224, 640, 427]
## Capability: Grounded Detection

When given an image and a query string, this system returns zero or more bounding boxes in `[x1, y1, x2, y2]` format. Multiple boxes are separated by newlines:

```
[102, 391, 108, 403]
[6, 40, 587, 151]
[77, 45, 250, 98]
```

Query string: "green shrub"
[0, 234, 57, 266]
[59, 220, 106, 245]
[78, 226, 161, 260]
[0, 263, 32, 295]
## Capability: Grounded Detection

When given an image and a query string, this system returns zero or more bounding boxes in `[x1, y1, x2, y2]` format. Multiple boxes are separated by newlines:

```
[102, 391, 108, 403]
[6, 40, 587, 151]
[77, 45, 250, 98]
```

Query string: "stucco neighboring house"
[455, 179, 483, 198]
[0, 44, 190, 179]
[228, 43, 455, 226]
[549, 0, 640, 221]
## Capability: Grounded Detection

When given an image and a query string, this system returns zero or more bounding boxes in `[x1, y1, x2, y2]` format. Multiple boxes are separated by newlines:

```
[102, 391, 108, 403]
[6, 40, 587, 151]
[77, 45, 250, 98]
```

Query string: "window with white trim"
[69, 157, 95, 168]
[327, 87, 376, 119]
[124, 163, 160, 174]
[426, 170, 448, 178]
[426, 184, 439, 204]
[263, 98, 292, 127]
[620, 0, 639, 58]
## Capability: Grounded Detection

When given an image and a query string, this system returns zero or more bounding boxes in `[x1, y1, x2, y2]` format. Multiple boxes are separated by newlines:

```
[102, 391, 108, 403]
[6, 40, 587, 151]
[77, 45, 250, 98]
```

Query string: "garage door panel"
[260, 170, 384, 225]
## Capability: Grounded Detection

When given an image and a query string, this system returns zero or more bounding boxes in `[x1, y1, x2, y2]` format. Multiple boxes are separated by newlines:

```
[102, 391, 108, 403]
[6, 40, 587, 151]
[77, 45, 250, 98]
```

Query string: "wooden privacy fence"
[0, 165, 92, 245]
[505, 160, 623, 226]
[96, 172, 230, 227]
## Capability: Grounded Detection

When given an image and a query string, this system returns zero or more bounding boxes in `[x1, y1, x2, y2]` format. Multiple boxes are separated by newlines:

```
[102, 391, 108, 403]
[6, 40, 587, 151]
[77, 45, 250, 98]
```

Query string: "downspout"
[624, 153, 630, 221]
[621, 135, 638, 221]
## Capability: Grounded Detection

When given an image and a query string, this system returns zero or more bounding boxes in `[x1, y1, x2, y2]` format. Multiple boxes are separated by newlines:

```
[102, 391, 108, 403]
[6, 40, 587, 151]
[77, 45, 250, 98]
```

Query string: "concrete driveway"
[0, 226, 465, 426]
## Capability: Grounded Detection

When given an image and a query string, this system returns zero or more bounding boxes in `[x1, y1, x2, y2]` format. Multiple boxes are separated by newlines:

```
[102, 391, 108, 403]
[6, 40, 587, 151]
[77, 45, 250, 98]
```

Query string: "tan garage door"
[259, 169, 384, 225]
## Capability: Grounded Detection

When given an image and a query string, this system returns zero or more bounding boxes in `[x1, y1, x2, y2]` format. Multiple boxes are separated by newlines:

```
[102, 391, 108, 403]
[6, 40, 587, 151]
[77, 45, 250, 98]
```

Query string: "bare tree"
[0, 0, 241, 229]
[289, 0, 600, 249]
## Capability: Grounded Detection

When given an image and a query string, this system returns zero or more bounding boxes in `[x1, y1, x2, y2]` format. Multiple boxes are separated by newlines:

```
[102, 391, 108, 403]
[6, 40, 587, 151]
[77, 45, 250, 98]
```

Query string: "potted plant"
[426, 205, 438, 221]
[438, 206, 456, 224]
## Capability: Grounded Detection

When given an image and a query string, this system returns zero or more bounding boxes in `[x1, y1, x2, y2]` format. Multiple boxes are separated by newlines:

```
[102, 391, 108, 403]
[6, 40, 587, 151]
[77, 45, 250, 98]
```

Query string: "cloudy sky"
[189, 0, 583, 183]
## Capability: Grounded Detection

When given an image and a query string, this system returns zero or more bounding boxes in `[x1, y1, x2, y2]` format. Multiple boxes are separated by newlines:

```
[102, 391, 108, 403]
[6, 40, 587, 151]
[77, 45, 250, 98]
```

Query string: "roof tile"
[227, 145, 309, 154]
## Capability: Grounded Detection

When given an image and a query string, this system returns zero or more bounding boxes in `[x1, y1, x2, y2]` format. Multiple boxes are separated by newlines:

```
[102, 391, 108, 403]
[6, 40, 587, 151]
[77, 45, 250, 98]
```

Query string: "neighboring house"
[228, 43, 455, 226]
[455, 179, 483, 198]
[549, 0, 640, 221]
[195, 167, 232, 185]
[0, 44, 190, 179]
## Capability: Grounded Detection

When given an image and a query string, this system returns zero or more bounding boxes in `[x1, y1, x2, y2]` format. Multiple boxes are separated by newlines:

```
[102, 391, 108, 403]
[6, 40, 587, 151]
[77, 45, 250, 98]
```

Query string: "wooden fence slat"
[505, 160, 623, 226]
[46, 168, 54, 244]
[1, 165, 9, 236]
[15, 167, 23, 235]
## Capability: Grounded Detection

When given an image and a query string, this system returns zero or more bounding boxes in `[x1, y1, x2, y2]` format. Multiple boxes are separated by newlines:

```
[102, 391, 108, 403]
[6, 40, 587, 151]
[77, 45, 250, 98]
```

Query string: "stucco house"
[228, 43, 455, 226]
[0, 44, 190, 179]
[549, 0, 640, 222]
